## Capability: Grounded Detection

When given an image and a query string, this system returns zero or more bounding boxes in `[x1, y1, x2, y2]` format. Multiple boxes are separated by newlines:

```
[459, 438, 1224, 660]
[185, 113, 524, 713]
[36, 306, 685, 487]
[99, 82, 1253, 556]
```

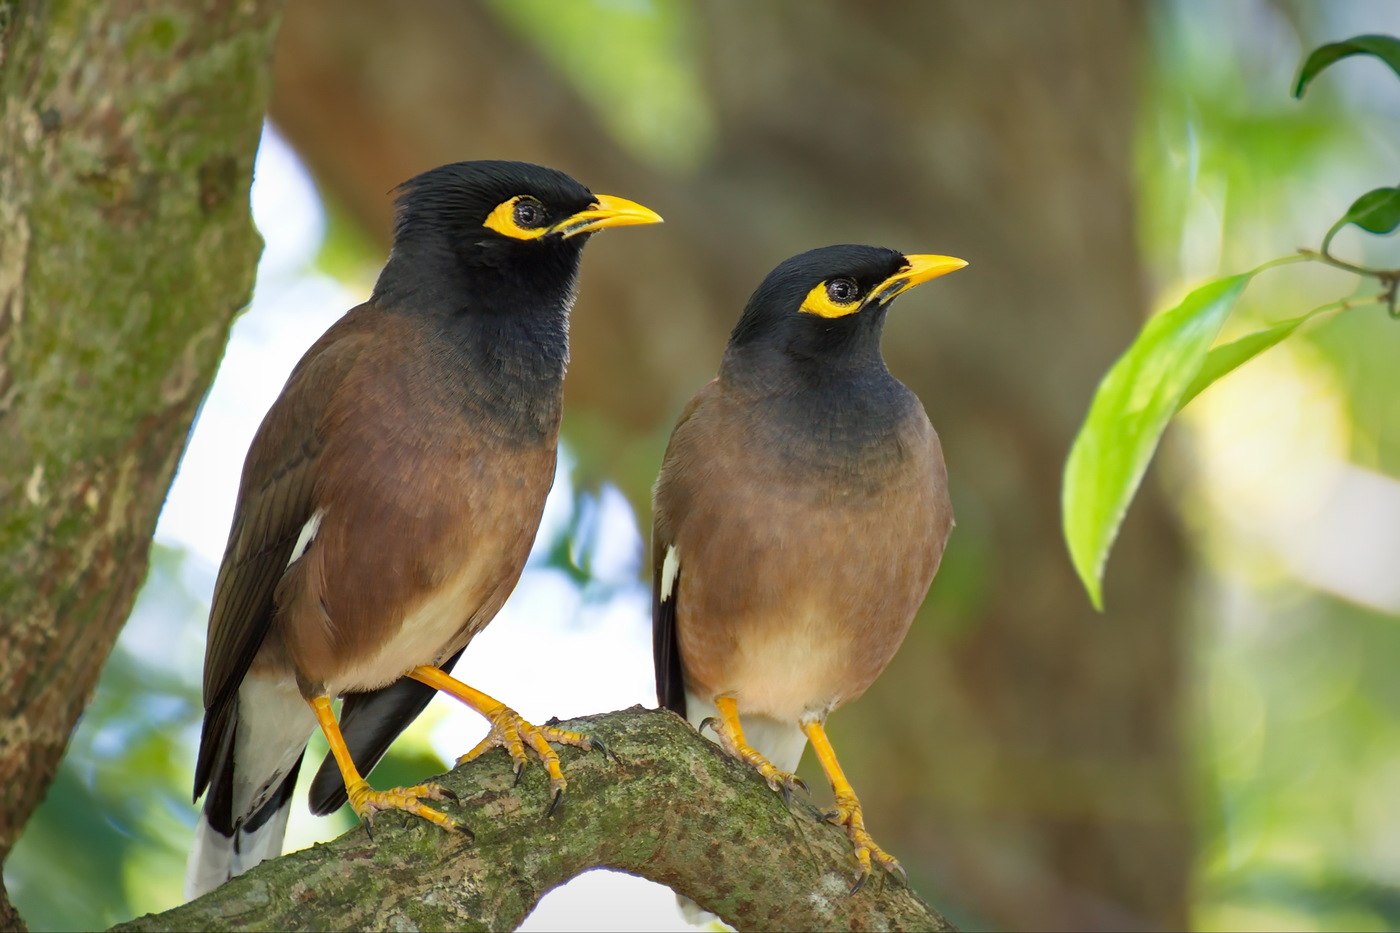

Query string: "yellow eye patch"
[799, 279, 863, 318]
[482, 196, 549, 240]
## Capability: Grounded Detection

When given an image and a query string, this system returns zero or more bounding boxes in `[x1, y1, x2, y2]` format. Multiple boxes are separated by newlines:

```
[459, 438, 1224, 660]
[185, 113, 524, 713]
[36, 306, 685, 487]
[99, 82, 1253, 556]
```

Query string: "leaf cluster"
[1064, 36, 1400, 608]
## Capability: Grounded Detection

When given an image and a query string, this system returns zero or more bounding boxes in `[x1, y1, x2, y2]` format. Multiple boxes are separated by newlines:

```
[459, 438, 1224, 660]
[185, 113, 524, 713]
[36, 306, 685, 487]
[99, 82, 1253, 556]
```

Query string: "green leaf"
[1062, 274, 1251, 610]
[1322, 187, 1400, 254]
[1178, 314, 1309, 409]
[1343, 187, 1400, 234]
[1294, 34, 1400, 99]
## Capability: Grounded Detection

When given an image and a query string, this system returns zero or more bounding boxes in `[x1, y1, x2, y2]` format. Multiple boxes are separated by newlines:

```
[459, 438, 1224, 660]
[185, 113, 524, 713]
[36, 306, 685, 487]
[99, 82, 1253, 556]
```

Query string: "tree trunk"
[0, 1, 281, 925]
[270, 2, 1190, 929]
[113, 708, 956, 933]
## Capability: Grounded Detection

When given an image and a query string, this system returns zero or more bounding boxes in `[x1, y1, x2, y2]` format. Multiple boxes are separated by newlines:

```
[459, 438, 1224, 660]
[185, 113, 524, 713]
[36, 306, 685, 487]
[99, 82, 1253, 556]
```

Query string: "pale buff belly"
[687, 599, 865, 724]
[325, 556, 488, 696]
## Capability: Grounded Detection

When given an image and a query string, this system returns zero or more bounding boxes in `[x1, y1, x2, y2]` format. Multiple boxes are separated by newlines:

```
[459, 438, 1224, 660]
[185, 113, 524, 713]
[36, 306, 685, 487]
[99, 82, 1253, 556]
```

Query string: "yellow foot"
[346, 779, 465, 837]
[700, 714, 808, 801]
[824, 792, 906, 893]
[457, 708, 599, 815]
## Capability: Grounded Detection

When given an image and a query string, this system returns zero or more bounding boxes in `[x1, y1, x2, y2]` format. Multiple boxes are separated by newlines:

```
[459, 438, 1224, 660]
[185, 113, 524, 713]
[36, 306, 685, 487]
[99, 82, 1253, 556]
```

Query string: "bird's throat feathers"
[720, 346, 923, 476]
[444, 307, 569, 444]
[372, 250, 575, 444]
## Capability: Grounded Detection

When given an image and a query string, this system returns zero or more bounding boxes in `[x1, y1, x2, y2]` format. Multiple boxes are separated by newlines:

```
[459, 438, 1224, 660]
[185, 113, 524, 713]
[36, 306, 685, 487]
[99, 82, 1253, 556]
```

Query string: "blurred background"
[8, 1, 1400, 929]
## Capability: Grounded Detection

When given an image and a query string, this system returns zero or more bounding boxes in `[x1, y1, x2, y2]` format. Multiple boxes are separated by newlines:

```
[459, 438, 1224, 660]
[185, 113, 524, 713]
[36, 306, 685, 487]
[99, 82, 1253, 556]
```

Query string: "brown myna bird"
[652, 244, 965, 888]
[186, 160, 661, 898]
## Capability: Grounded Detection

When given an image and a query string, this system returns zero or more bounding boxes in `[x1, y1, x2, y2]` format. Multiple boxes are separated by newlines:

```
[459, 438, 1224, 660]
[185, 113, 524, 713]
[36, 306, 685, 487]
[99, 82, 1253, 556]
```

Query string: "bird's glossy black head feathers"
[371, 160, 663, 315]
[729, 245, 907, 347]
[372, 161, 597, 311]
[390, 160, 596, 250]
[366, 160, 661, 437]
[727, 245, 954, 377]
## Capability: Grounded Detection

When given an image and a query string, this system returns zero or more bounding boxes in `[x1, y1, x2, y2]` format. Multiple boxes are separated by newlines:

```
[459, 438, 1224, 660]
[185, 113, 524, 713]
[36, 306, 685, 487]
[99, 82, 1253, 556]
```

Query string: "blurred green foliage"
[1067, 28, 1400, 608]
[486, 0, 714, 170]
[1139, 4, 1400, 930]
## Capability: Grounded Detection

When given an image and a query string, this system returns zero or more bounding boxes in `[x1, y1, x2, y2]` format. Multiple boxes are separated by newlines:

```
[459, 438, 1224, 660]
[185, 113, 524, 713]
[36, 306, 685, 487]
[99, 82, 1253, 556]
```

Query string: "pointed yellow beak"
[553, 194, 664, 239]
[870, 254, 968, 305]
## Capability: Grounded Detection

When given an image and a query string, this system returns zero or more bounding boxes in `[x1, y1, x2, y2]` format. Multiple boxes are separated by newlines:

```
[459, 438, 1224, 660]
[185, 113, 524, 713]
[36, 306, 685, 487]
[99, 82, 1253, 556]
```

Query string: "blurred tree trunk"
[0, 2, 280, 927]
[270, 1, 1189, 928]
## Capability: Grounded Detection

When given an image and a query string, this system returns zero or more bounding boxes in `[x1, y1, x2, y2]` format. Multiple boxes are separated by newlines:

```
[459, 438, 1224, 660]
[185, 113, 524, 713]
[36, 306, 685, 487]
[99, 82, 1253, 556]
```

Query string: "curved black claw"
[697, 716, 718, 738]
[591, 737, 613, 761]
[439, 786, 461, 804]
[454, 821, 477, 841]
[512, 763, 525, 787]
[850, 871, 870, 896]
[362, 817, 375, 842]
[545, 787, 564, 819]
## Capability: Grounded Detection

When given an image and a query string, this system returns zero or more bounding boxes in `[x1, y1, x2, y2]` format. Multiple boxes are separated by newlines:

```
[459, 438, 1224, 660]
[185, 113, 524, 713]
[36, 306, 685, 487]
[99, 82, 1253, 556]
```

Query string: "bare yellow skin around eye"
[482, 196, 548, 241]
[800, 281, 862, 318]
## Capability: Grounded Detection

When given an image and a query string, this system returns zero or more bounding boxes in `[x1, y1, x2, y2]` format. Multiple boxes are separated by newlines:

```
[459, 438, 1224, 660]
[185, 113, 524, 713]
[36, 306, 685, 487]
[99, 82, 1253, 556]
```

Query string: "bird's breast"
[327, 553, 490, 694]
[663, 387, 951, 722]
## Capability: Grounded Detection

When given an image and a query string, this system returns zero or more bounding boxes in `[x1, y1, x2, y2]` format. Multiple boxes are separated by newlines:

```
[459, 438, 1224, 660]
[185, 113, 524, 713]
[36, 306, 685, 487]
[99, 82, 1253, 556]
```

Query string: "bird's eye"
[513, 198, 545, 229]
[826, 278, 859, 304]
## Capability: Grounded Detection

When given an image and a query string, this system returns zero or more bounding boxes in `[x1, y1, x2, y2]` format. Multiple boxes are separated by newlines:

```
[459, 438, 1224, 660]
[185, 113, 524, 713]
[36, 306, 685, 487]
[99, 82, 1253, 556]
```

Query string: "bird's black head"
[723, 245, 966, 382]
[373, 160, 662, 315]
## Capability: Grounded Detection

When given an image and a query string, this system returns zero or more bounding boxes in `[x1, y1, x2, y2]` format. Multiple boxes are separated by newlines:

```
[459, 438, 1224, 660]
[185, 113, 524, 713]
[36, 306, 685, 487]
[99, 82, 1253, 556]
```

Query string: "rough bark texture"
[0, 878, 21, 933]
[269, 2, 1191, 929]
[0, 0, 281, 895]
[113, 708, 954, 933]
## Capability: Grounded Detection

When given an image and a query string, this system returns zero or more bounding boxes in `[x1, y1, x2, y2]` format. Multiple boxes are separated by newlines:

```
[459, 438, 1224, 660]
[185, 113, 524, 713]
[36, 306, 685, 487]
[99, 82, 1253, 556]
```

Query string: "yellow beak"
[870, 254, 968, 305]
[553, 194, 664, 239]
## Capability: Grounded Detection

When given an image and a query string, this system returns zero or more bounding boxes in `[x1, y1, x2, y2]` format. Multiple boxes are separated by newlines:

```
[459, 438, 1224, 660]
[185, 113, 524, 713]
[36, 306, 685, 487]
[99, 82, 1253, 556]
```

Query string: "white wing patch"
[287, 509, 324, 566]
[660, 545, 680, 600]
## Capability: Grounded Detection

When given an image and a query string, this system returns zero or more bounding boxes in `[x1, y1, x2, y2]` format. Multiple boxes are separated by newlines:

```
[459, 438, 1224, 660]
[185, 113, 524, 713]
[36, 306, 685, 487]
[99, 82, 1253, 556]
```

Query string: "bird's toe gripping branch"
[310, 696, 465, 836]
[460, 708, 595, 814]
[347, 780, 461, 835]
[824, 792, 906, 892]
[409, 665, 601, 816]
[703, 696, 808, 801]
[801, 718, 904, 892]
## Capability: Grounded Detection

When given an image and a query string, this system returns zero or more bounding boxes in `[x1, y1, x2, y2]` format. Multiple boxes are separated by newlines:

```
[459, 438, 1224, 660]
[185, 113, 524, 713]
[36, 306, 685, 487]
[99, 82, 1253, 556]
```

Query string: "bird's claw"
[346, 780, 462, 836]
[706, 716, 806, 800]
[826, 792, 902, 892]
[457, 706, 594, 811]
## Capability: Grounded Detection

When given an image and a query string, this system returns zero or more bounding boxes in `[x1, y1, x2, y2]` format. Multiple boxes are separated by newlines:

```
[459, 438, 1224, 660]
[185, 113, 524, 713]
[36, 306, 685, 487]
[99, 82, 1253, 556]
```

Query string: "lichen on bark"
[113, 707, 956, 933]
[0, 0, 283, 883]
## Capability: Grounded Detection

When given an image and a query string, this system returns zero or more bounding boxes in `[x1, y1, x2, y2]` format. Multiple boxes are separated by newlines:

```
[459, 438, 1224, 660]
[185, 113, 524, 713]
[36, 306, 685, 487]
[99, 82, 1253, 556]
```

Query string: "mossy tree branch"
[113, 708, 956, 932]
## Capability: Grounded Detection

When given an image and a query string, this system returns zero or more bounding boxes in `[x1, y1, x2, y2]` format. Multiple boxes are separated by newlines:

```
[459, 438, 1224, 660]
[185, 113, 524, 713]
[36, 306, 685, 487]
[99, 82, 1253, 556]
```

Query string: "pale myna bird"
[652, 244, 965, 888]
[186, 160, 661, 898]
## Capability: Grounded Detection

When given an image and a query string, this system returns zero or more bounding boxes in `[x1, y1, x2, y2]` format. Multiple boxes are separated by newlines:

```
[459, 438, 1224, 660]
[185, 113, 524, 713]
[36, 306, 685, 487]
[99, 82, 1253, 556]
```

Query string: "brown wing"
[651, 380, 718, 718]
[193, 307, 376, 799]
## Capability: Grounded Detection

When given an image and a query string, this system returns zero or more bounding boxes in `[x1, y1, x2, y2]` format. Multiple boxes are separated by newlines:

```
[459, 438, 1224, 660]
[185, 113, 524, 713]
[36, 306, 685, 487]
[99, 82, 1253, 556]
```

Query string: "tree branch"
[112, 708, 955, 932]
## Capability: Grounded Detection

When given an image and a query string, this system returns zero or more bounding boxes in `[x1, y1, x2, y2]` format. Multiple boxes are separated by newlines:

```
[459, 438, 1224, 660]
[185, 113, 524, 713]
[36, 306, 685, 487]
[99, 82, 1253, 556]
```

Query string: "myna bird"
[652, 244, 965, 888]
[186, 160, 662, 898]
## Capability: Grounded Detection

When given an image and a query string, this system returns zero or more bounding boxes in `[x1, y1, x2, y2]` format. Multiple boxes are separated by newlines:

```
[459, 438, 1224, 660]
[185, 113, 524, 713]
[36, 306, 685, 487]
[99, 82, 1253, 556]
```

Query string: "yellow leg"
[309, 695, 460, 833]
[408, 666, 599, 814]
[703, 695, 806, 798]
[801, 718, 904, 891]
